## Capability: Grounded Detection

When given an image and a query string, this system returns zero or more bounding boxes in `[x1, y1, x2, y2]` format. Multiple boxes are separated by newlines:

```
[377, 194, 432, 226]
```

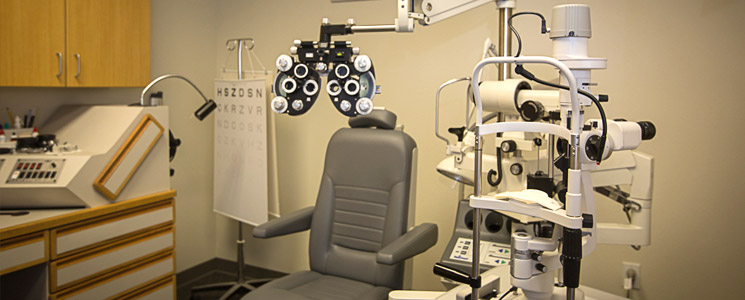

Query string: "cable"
[487, 148, 503, 187]
[498, 286, 518, 300]
[507, 12, 545, 115]
[508, 12, 547, 57]
[514, 65, 608, 163]
[507, 11, 607, 163]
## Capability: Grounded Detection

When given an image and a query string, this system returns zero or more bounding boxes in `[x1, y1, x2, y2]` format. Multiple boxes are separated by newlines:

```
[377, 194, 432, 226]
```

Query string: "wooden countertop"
[0, 190, 176, 240]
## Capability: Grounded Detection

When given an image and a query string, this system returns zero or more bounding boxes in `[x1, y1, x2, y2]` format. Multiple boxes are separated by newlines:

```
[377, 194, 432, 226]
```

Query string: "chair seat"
[241, 270, 391, 300]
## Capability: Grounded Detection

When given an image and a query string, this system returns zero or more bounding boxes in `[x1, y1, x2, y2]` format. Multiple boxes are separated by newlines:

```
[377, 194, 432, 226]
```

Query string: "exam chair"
[242, 110, 438, 300]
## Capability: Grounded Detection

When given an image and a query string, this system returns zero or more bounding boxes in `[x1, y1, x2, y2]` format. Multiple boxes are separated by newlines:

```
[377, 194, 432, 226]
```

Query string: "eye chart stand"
[192, 38, 276, 300]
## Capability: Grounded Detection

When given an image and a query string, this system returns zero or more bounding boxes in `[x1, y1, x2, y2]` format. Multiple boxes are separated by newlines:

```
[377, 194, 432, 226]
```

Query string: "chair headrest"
[348, 110, 397, 129]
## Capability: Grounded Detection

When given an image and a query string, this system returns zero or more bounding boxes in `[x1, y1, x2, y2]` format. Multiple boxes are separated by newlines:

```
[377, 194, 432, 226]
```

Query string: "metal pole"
[237, 221, 245, 283]
[472, 133, 483, 299]
[238, 40, 244, 80]
[567, 287, 576, 300]
[498, 7, 513, 80]
[350, 24, 397, 33]
[549, 134, 555, 179]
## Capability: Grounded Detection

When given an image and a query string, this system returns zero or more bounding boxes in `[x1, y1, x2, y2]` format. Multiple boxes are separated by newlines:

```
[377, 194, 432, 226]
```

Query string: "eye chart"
[213, 78, 270, 226]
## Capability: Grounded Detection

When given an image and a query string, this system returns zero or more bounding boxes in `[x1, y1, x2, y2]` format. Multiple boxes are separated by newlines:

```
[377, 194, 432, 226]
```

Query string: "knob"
[276, 55, 293, 72]
[340, 100, 352, 112]
[509, 163, 523, 175]
[448, 127, 466, 142]
[291, 100, 304, 111]
[584, 135, 602, 161]
[501, 140, 517, 153]
[271, 97, 288, 114]
[535, 263, 548, 273]
[520, 100, 545, 122]
[531, 252, 543, 262]
[356, 98, 373, 115]
[582, 213, 594, 229]
[354, 55, 372, 72]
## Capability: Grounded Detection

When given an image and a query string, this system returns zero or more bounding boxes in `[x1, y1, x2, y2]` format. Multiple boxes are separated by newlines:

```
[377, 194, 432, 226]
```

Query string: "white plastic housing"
[479, 79, 530, 114]
[550, 4, 591, 39]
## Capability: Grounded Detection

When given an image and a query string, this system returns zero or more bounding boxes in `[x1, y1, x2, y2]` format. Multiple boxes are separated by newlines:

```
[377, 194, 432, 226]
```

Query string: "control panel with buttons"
[6, 159, 65, 184]
[448, 237, 511, 267]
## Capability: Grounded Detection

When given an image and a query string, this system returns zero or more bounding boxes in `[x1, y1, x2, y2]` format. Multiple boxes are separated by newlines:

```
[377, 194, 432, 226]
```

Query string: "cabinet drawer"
[0, 231, 48, 276]
[119, 275, 175, 300]
[51, 200, 173, 259]
[50, 226, 173, 292]
[52, 252, 173, 300]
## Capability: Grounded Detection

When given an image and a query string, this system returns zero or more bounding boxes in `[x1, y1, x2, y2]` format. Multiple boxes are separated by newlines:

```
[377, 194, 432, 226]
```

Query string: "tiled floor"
[177, 258, 284, 300]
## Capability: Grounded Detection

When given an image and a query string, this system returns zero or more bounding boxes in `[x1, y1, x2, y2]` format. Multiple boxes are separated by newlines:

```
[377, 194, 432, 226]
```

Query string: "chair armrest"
[253, 206, 314, 238]
[377, 223, 438, 265]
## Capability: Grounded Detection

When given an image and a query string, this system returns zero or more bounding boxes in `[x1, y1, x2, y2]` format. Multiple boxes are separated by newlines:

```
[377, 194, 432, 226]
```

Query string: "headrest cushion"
[348, 110, 397, 129]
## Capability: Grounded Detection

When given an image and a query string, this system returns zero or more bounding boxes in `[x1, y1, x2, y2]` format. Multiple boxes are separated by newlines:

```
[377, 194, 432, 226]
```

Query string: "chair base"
[191, 278, 273, 300]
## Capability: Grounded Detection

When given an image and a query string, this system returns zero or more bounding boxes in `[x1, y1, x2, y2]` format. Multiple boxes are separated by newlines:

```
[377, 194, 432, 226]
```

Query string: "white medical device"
[426, 3, 656, 300]
[0, 106, 170, 209]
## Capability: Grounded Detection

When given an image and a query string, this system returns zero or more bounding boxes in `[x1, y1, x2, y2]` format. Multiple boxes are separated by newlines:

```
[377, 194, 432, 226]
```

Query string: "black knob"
[501, 140, 517, 153]
[448, 126, 466, 142]
[582, 213, 594, 228]
[484, 212, 504, 233]
[584, 135, 603, 161]
[637, 121, 656, 140]
[535, 263, 548, 273]
[531, 252, 543, 262]
[520, 100, 545, 122]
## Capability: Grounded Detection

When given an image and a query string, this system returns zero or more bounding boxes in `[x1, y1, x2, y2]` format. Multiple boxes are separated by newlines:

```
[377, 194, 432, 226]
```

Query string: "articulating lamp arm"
[139, 74, 217, 121]
[324, 0, 505, 34]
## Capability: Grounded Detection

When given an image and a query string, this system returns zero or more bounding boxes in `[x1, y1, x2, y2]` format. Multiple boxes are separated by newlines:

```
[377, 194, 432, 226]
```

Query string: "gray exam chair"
[242, 110, 437, 300]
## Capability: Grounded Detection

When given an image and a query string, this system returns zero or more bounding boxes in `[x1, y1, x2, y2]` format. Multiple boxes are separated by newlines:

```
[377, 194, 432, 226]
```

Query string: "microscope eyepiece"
[637, 121, 656, 140]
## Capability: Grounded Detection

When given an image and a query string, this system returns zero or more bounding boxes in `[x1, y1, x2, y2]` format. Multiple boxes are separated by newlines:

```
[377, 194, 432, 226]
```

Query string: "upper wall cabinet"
[0, 0, 150, 87]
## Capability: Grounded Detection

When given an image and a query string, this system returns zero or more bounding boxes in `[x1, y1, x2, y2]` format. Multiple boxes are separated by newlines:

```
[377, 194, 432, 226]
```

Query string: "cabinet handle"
[56, 53, 63, 77]
[74, 53, 81, 78]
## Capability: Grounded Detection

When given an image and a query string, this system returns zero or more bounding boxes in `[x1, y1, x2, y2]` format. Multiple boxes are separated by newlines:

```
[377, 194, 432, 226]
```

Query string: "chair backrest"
[308, 110, 417, 290]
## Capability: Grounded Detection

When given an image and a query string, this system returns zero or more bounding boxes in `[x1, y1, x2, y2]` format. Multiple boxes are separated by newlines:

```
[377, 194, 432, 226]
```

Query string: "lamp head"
[194, 99, 217, 121]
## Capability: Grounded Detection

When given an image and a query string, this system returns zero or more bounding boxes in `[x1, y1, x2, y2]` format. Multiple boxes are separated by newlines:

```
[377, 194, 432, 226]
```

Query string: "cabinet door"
[0, 0, 66, 87]
[66, 0, 150, 87]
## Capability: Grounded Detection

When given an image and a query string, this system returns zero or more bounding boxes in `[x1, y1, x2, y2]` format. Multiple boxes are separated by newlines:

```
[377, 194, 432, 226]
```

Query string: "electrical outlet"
[622, 262, 641, 290]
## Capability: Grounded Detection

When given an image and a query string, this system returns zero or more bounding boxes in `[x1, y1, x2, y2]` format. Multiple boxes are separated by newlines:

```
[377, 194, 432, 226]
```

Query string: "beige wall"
[2, 0, 744, 299]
